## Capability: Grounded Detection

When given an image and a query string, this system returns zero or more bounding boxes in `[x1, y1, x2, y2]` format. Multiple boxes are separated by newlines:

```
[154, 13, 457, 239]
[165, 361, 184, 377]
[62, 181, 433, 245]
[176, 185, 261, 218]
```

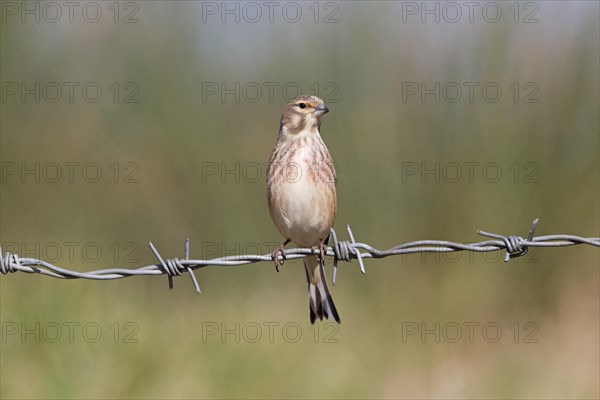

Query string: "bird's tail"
[304, 254, 340, 324]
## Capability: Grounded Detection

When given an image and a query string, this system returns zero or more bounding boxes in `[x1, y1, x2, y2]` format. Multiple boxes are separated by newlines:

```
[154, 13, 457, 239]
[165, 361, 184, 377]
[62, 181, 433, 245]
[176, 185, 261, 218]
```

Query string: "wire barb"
[148, 240, 201, 293]
[1, 251, 18, 274]
[329, 225, 366, 284]
[1, 219, 598, 293]
[347, 225, 366, 274]
[477, 218, 540, 262]
[184, 239, 201, 293]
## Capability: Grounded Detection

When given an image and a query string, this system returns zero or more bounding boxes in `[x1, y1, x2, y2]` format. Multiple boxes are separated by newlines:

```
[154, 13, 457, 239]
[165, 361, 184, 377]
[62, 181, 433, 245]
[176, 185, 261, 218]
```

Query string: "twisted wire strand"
[1, 219, 598, 291]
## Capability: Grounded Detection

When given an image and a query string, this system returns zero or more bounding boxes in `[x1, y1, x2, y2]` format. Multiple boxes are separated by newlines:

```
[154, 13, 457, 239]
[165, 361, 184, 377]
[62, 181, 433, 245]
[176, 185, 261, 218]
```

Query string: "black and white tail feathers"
[303, 254, 340, 324]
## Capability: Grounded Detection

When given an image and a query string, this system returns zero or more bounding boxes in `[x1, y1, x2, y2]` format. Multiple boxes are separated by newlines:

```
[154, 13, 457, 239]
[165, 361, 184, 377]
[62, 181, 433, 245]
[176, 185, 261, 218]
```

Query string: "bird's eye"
[298, 103, 306, 109]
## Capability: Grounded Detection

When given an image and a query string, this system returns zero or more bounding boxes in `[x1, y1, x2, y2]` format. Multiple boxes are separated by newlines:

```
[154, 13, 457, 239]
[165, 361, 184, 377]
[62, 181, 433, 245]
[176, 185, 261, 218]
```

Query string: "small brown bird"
[267, 95, 340, 324]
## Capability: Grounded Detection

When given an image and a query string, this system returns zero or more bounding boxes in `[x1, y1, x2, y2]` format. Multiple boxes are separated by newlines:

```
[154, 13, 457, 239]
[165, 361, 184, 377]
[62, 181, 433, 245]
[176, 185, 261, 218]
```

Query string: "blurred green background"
[1, 1, 598, 398]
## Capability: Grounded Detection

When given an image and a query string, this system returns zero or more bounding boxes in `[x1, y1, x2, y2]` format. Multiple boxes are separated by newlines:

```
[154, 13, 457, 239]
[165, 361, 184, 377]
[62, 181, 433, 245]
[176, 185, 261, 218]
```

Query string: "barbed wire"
[1, 218, 598, 293]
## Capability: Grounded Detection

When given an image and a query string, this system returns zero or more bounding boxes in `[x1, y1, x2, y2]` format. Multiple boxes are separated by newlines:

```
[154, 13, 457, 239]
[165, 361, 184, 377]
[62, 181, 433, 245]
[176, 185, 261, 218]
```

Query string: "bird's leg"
[318, 239, 327, 268]
[271, 239, 290, 272]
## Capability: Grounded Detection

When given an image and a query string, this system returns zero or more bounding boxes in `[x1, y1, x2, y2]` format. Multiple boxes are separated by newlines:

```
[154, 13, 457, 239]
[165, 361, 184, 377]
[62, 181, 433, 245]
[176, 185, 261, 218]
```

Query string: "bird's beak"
[314, 104, 329, 115]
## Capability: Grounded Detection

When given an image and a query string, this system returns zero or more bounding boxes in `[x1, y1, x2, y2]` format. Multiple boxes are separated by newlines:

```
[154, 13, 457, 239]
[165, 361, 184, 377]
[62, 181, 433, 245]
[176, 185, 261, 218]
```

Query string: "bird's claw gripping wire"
[317, 240, 328, 269]
[271, 240, 290, 272]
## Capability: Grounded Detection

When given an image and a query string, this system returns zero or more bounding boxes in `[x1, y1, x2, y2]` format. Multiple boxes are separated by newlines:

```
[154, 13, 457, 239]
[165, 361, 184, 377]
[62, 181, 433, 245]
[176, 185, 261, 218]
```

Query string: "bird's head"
[280, 95, 329, 135]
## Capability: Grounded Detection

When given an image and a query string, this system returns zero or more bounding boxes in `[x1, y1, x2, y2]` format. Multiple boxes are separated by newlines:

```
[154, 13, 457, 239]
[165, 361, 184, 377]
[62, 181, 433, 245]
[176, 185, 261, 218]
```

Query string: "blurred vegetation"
[1, 1, 598, 399]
